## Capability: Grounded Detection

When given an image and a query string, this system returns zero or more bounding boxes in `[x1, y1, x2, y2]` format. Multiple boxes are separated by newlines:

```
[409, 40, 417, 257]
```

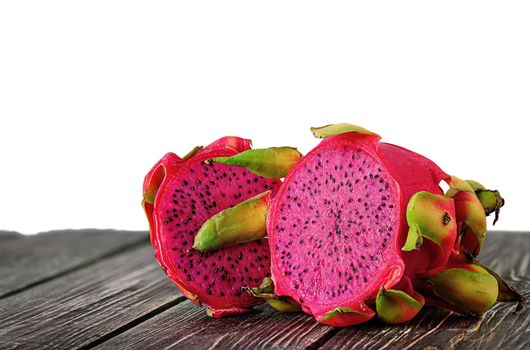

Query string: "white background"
[1, 1, 528, 234]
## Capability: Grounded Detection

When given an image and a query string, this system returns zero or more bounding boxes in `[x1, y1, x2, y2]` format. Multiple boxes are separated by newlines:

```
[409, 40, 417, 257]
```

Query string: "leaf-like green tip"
[455, 194, 487, 247]
[193, 191, 271, 251]
[465, 179, 505, 225]
[446, 176, 475, 193]
[402, 223, 423, 251]
[475, 262, 526, 312]
[444, 177, 488, 255]
[447, 179, 504, 225]
[427, 265, 499, 316]
[182, 146, 203, 161]
[210, 147, 302, 178]
[320, 307, 355, 321]
[143, 166, 167, 205]
[465, 180, 486, 192]
[476, 190, 500, 213]
[191, 220, 218, 251]
[143, 190, 156, 205]
[319, 305, 375, 326]
[265, 298, 302, 312]
[310, 123, 380, 139]
[253, 277, 275, 294]
[242, 278, 301, 312]
[376, 288, 424, 324]
[476, 189, 505, 225]
[404, 191, 456, 249]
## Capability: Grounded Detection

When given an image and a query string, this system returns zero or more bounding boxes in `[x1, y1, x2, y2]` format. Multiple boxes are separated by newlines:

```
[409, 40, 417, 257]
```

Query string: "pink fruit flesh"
[268, 133, 404, 318]
[145, 137, 280, 313]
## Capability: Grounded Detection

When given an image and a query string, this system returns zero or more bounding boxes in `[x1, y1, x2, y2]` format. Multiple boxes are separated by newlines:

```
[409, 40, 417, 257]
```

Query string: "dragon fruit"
[192, 124, 522, 326]
[142, 136, 301, 317]
[264, 124, 456, 325]
[160, 124, 525, 326]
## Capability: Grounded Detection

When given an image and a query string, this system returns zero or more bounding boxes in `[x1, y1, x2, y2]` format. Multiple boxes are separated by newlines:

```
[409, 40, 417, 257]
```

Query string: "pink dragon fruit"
[142, 136, 301, 317]
[264, 124, 455, 325]
[266, 124, 521, 325]
[192, 124, 522, 326]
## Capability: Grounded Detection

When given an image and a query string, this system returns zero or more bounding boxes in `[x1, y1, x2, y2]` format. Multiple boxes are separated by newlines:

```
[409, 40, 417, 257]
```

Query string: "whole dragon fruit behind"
[142, 136, 301, 317]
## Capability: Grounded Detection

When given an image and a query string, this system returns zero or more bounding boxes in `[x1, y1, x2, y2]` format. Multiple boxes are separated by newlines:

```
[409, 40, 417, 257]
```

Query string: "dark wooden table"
[0, 230, 528, 350]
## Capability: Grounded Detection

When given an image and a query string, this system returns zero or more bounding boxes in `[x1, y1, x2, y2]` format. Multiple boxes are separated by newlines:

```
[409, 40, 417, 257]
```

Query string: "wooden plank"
[1, 231, 525, 350]
[94, 232, 529, 350]
[94, 300, 337, 350]
[0, 229, 148, 298]
[318, 231, 530, 350]
[0, 230, 23, 242]
[0, 244, 184, 350]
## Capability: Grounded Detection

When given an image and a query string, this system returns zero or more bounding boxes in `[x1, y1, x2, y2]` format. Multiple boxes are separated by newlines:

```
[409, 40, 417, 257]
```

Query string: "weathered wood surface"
[93, 231, 530, 350]
[0, 230, 22, 242]
[0, 229, 147, 298]
[95, 300, 338, 350]
[319, 232, 530, 350]
[0, 230, 527, 350]
[0, 244, 183, 350]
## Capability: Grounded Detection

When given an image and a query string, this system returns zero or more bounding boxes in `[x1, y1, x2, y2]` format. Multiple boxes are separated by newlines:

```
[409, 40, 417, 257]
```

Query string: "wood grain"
[0, 244, 183, 350]
[318, 231, 530, 350]
[94, 299, 338, 350]
[93, 231, 529, 350]
[0, 229, 148, 298]
[0, 230, 23, 242]
[0, 231, 526, 350]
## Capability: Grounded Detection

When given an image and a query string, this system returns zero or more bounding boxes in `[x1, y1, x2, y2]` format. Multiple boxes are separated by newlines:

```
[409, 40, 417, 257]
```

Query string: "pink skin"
[143, 137, 280, 315]
[267, 132, 453, 325]
[376, 144, 457, 277]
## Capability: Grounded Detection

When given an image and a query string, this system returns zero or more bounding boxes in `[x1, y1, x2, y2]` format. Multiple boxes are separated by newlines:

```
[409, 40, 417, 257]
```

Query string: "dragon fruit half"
[142, 136, 301, 317]
[192, 124, 523, 326]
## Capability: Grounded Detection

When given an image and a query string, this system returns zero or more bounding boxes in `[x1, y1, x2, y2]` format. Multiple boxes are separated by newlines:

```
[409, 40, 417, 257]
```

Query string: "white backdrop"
[1, 1, 529, 234]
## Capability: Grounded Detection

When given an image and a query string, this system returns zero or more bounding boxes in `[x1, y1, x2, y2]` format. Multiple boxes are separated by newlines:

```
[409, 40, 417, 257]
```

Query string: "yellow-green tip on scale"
[193, 191, 271, 251]
[454, 179, 505, 225]
[210, 147, 302, 178]
[242, 278, 301, 312]
[445, 176, 488, 256]
[376, 288, 425, 324]
[182, 145, 203, 161]
[318, 305, 375, 326]
[402, 191, 456, 252]
[310, 123, 380, 138]
[476, 263, 526, 311]
[427, 265, 499, 316]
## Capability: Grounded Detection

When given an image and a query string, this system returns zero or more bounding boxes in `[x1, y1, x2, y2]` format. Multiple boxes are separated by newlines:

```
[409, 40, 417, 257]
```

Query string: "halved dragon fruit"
[142, 136, 301, 317]
[265, 124, 455, 325]
[192, 124, 522, 326]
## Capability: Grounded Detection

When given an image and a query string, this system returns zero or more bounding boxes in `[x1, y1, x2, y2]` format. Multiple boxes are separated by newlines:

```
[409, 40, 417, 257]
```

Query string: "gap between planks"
[79, 296, 187, 350]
